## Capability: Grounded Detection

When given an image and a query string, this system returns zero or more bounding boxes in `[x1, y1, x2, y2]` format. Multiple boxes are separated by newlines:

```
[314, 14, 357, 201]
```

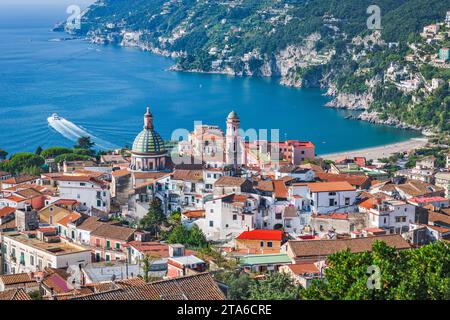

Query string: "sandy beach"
[319, 137, 429, 161]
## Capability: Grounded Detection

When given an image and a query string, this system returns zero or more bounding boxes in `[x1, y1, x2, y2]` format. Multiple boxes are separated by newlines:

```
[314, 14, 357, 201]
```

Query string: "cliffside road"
[320, 137, 429, 161]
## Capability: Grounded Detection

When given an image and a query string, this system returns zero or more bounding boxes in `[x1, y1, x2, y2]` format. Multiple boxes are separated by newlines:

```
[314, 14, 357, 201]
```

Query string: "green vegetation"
[167, 224, 208, 249]
[139, 199, 166, 237]
[302, 241, 450, 300]
[0, 148, 8, 160]
[215, 271, 301, 300]
[0, 152, 45, 174]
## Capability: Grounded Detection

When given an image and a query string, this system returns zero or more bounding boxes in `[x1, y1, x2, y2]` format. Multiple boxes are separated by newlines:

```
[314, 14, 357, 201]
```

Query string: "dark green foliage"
[0, 148, 8, 160]
[302, 241, 450, 300]
[0, 152, 45, 174]
[40, 146, 73, 159]
[167, 224, 208, 248]
[249, 272, 301, 300]
[53, 153, 92, 164]
[139, 199, 166, 236]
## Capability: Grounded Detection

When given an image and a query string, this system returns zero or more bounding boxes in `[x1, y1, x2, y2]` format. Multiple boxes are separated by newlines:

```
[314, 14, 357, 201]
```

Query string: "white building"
[1, 232, 91, 274]
[366, 199, 415, 234]
[55, 176, 111, 213]
[200, 194, 257, 241]
[306, 181, 356, 214]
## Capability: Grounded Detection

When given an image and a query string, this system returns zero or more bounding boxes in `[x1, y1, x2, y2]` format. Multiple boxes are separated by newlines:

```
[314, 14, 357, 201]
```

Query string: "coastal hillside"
[62, 0, 450, 133]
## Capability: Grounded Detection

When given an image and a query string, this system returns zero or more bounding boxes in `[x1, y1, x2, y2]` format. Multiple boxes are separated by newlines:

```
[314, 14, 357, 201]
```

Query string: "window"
[328, 192, 337, 196]
[209, 221, 213, 227]
[105, 255, 110, 262]
[115, 243, 120, 250]
[233, 214, 237, 220]
[210, 209, 214, 213]
[345, 198, 350, 205]
[80, 182, 86, 186]
[95, 253, 101, 262]
[260, 241, 264, 247]
[267, 242, 273, 248]
[20, 252, 25, 266]
[71, 230, 75, 239]
[30, 256, 34, 266]
[329, 199, 335, 206]
[97, 200, 101, 207]
[106, 240, 111, 248]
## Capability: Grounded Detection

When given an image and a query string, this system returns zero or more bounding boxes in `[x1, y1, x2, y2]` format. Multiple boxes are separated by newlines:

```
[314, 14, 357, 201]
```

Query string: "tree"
[215, 271, 254, 300]
[75, 136, 94, 150]
[40, 146, 73, 159]
[34, 146, 43, 155]
[249, 272, 301, 300]
[139, 199, 166, 236]
[167, 224, 190, 244]
[0, 152, 44, 174]
[187, 224, 208, 248]
[0, 148, 8, 160]
[54, 153, 92, 164]
[141, 253, 158, 283]
[302, 241, 450, 300]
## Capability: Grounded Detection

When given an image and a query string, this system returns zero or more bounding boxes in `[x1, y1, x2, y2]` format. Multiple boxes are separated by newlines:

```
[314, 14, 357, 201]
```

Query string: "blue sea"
[0, 2, 419, 155]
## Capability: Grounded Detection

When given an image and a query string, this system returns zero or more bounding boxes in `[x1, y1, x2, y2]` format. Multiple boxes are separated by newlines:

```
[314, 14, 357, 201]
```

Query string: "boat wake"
[47, 113, 119, 150]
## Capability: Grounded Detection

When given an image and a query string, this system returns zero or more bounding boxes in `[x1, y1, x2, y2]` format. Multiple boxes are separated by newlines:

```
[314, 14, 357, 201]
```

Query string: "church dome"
[132, 107, 166, 154]
[132, 129, 166, 154]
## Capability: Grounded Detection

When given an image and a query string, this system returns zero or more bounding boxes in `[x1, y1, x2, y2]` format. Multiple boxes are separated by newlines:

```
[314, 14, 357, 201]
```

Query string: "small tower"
[144, 106, 153, 130]
[226, 111, 240, 171]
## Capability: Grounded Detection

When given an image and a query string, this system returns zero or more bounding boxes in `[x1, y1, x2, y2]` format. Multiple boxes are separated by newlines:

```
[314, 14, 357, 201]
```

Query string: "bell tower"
[226, 111, 240, 171]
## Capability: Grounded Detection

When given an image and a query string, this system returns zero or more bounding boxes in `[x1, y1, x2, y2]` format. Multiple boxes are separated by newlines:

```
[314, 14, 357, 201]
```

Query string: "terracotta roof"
[14, 187, 43, 199]
[427, 225, 450, 233]
[182, 209, 205, 219]
[408, 196, 449, 204]
[72, 273, 225, 300]
[171, 169, 203, 182]
[316, 172, 370, 188]
[53, 199, 78, 206]
[274, 180, 288, 199]
[0, 288, 31, 300]
[315, 212, 349, 220]
[0, 207, 15, 218]
[90, 224, 136, 242]
[4, 195, 26, 203]
[428, 210, 450, 226]
[214, 176, 247, 187]
[237, 229, 283, 241]
[76, 216, 104, 232]
[307, 181, 356, 193]
[286, 263, 320, 275]
[254, 180, 274, 192]
[395, 180, 444, 197]
[286, 235, 410, 260]
[57, 212, 82, 227]
[112, 169, 130, 178]
[2, 175, 39, 185]
[0, 273, 34, 285]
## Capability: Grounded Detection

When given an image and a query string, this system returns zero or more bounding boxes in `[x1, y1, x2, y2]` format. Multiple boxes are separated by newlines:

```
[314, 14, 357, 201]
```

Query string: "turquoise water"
[0, 3, 419, 155]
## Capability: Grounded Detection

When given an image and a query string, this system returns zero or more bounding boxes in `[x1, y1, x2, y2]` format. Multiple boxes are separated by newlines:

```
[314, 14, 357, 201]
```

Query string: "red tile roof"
[0, 207, 15, 218]
[237, 229, 283, 241]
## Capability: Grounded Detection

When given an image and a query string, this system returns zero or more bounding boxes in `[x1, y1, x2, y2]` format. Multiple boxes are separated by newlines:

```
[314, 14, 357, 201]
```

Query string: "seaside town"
[0, 1, 449, 303]
[0, 105, 448, 301]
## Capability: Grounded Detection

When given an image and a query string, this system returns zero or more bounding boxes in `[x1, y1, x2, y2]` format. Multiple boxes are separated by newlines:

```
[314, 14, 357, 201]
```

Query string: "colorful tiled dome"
[132, 129, 165, 154]
[132, 107, 166, 154]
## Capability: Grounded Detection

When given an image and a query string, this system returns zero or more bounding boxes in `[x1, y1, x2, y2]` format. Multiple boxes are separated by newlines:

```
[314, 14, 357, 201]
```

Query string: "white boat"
[50, 113, 61, 121]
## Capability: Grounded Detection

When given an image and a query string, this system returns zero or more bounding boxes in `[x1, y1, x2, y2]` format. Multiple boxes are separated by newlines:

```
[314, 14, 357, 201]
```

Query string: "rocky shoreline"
[65, 30, 427, 134]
